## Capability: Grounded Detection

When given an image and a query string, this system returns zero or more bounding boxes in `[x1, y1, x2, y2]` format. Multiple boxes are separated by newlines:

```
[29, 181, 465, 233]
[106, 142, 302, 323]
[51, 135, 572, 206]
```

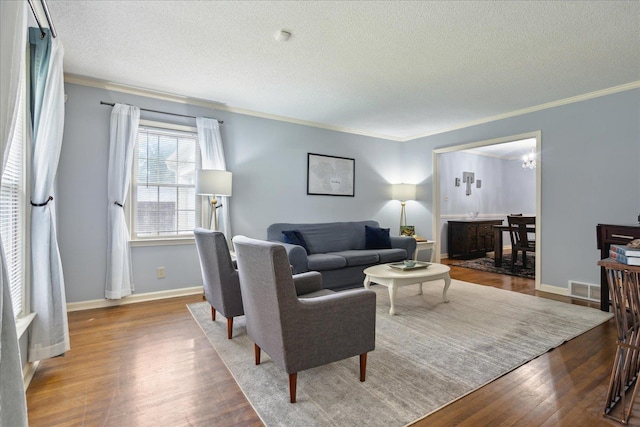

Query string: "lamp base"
[210, 198, 218, 231]
[399, 201, 407, 236]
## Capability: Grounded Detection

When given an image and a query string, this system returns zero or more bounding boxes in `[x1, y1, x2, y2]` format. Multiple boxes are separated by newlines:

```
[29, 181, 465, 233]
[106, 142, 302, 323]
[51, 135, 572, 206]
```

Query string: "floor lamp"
[196, 169, 233, 231]
[392, 183, 416, 235]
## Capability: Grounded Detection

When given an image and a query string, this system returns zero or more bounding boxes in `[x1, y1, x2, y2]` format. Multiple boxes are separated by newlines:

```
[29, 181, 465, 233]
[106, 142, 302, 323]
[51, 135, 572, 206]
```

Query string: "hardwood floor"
[26, 296, 261, 426]
[26, 263, 632, 426]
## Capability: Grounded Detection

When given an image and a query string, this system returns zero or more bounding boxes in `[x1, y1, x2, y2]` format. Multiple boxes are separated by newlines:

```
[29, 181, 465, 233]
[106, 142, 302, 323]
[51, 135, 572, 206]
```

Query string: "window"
[0, 65, 27, 319]
[131, 121, 201, 240]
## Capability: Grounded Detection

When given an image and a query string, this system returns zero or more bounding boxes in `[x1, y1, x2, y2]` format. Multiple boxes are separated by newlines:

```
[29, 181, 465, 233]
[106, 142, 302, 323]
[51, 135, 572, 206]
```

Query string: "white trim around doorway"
[432, 131, 542, 290]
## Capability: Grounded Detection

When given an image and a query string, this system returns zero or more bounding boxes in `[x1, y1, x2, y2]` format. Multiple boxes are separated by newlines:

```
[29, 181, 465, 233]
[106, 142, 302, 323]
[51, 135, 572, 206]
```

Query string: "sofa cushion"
[365, 225, 392, 249]
[375, 248, 408, 263]
[307, 253, 348, 271]
[282, 230, 311, 254]
[267, 221, 381, 253]
[331, 250, 380, 267]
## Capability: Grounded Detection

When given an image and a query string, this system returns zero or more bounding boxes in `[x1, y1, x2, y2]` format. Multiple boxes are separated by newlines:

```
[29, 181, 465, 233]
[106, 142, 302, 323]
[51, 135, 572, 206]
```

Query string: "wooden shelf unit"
[598, 259, 640, 424]
[596, 223, 640, 311]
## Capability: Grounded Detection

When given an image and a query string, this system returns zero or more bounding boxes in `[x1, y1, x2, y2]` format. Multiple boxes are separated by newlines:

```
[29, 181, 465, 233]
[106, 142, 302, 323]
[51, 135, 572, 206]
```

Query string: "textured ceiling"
[46, 1, 640, 141]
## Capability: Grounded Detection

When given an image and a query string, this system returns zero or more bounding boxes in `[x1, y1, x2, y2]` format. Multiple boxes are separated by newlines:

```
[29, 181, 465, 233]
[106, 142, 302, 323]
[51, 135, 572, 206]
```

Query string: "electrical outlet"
[157, 267, 166, 279]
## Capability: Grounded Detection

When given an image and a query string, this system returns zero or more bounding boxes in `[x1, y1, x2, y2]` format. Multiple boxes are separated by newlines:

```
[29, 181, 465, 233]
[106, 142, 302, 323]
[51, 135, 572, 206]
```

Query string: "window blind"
[132, 125, 201, 238]
[0, 72, 26, 319]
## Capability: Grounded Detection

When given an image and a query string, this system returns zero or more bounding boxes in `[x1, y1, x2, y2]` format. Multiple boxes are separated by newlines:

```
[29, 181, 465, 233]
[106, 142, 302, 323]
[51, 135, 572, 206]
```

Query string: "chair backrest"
[507, 216, 535, 248]
[232, 235, 300, 369]
[193, 228, 243, 317]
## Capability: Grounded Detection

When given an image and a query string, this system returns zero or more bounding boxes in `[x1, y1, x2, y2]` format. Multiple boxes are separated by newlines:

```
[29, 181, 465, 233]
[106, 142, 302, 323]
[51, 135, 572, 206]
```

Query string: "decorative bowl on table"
[468, 211, 479, 219]
[389, 261, 429, 270]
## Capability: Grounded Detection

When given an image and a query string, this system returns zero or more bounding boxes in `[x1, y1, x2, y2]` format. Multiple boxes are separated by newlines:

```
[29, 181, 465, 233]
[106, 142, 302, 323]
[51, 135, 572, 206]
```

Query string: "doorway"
[432, 131, 541, 290]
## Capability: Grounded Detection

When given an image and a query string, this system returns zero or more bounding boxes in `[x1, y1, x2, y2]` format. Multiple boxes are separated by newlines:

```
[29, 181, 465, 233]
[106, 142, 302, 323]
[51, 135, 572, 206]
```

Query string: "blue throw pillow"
[365, 225, 392, 249]
[282, 230, 311, 255]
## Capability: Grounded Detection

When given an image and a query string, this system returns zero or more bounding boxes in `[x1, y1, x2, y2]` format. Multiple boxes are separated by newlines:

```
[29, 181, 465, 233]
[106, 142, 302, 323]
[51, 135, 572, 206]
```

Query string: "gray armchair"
[194, 229, 333, 339]
[194, 228, 244, 339]
[232, 235, 376, 403]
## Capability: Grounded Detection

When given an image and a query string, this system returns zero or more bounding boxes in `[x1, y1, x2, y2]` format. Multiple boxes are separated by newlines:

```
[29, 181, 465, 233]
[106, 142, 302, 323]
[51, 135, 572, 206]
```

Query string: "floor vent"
[569, 280, 600, 302]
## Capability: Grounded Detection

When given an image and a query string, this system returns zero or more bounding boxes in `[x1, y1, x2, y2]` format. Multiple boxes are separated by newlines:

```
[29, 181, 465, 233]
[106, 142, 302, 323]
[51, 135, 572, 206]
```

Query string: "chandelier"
[522, 147, 536, 169]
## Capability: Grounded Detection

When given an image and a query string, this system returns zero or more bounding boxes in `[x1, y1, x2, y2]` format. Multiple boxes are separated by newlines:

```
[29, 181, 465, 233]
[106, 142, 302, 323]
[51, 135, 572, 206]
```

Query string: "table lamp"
[392, 183, 416, 235]
[196, 169, 232, 231]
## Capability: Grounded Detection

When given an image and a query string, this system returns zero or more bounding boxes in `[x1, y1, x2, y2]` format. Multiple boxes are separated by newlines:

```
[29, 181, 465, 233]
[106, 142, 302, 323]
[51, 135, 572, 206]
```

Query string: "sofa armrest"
[292, 271, 323, 296]
[390, 236, 417, 260]
[270, 241, 309, 274]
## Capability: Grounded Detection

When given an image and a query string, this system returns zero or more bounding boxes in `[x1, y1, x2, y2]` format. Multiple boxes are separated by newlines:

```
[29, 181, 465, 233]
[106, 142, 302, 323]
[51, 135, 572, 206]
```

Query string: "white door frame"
[431, 131, 542, 290]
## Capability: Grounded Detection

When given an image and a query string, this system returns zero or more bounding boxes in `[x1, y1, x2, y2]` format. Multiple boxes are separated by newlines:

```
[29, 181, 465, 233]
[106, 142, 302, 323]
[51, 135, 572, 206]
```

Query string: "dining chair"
[232, 235, 376, 403]
[507, 215, 536, 272]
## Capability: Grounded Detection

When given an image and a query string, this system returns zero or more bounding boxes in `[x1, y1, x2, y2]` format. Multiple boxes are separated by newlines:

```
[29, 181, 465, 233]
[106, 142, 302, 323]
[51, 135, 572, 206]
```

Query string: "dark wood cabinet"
[596, 223, 640, 311]
[448, 219, 503, 259]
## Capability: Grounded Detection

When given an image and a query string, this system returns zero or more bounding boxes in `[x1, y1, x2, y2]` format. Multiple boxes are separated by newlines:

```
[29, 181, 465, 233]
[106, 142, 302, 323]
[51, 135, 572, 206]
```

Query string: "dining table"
[493, 223, 536, 267]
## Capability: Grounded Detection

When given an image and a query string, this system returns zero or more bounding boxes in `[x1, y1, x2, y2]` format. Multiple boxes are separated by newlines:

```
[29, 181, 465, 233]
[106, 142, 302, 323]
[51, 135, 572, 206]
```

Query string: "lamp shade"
[196, 169, 232, 196]
[392, 183, 416, 201]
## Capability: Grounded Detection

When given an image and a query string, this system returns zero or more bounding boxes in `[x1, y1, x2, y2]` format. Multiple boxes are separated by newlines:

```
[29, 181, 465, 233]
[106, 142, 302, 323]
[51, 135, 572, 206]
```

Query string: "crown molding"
[65, 74, 639, 143]
[405, 81, 640, 141]
[63, 74, 403, 142]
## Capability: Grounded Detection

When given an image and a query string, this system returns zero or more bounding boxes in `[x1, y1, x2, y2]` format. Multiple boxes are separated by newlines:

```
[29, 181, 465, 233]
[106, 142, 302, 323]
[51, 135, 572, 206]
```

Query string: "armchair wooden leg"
[211, 307, 216, 321]
[510, 250, 516, 272]
[289, 373, 297, 403]
[227, 317, 233, 339]
[255, 344, 261, 365]
[523, 251, 528, 268]
[360, 353, 367, 382]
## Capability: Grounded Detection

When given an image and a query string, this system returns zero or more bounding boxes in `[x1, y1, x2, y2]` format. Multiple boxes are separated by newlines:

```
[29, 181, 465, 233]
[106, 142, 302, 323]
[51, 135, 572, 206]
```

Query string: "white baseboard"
[538, 283, 569, 296]
[66, 286, 204, 312]
[23, 360, 40, 390]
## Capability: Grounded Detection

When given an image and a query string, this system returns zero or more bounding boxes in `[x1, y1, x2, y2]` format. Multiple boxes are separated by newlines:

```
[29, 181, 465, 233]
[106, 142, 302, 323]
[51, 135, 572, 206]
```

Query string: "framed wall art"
[400, 225, 415, 237]
[307, 153, 355, 197]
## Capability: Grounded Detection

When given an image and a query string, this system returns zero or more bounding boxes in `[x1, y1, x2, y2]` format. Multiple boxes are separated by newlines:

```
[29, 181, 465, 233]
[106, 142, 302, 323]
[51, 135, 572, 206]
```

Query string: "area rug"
[451, 253, 535, 279]
[187, 280, 611, 426]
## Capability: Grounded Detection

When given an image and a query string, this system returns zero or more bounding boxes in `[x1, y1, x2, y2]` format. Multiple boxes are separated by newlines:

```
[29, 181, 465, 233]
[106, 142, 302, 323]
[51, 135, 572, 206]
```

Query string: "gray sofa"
[267, 220, 416, 290]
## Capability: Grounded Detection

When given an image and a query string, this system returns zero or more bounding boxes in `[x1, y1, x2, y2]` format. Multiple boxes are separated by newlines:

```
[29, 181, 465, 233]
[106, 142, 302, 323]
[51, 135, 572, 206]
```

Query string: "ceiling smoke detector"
[275, 30, 291, 42]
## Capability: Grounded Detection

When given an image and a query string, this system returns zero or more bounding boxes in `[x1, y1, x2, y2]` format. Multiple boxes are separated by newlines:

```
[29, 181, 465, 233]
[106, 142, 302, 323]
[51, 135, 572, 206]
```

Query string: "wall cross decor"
[455, 171, 482, 196]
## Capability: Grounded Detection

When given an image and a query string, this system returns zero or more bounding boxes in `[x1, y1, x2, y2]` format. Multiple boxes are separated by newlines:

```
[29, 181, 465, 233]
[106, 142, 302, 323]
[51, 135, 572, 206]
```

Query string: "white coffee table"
[363, 262, 451, 315]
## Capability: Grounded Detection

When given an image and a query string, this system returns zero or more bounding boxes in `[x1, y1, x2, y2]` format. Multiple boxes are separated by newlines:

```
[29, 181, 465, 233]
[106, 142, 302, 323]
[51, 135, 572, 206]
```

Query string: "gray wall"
[440, 150, 535, 216]
[505, 157, 536, 215]
[404, 88, 640, 290]
[59, 83, 406, 302]
[59, 84, 639, 302]
[439, 150, 536, 253]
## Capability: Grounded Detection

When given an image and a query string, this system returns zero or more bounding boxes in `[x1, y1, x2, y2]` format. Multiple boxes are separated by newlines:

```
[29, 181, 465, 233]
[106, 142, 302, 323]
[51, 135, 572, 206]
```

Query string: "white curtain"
[28, 29, 70, 362]
[196, 118, 231, 238]
[105, 104, 139, 299]
[0, 2, 29, 425]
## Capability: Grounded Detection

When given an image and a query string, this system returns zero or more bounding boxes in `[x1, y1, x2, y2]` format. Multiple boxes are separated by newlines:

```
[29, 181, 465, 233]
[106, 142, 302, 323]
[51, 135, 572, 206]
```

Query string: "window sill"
[130, 237, 195, 248]
[16, 312, 36, 339]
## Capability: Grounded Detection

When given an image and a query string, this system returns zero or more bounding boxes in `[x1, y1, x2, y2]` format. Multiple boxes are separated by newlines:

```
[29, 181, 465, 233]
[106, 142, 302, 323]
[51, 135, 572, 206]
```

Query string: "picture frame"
[400, 225, 415, 237]
[307, 153, 355, 197]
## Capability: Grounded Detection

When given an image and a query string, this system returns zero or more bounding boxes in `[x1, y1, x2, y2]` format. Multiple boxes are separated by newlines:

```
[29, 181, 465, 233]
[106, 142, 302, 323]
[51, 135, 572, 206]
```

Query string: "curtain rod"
[27, 0, 57, 39]
[100, 101, 223, 124]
